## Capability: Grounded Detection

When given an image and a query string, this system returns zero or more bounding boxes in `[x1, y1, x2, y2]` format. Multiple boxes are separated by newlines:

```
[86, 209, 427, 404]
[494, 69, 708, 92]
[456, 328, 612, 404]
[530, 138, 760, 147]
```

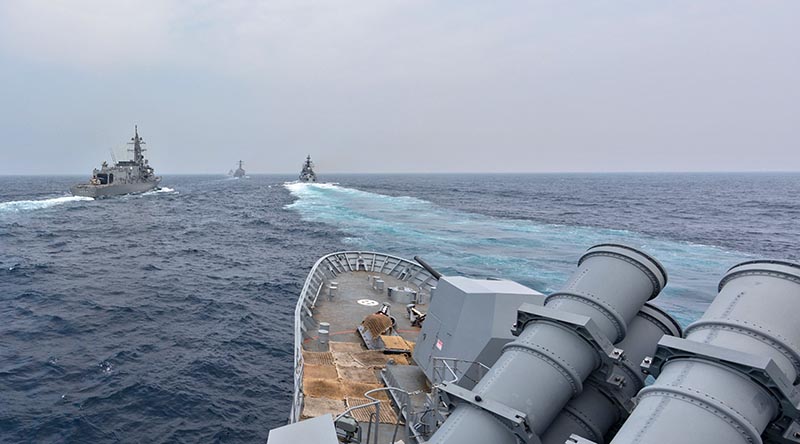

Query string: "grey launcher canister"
[427, 244, 668, 444]
[609, 260, 800, 444]
[540, 303, 682, 444]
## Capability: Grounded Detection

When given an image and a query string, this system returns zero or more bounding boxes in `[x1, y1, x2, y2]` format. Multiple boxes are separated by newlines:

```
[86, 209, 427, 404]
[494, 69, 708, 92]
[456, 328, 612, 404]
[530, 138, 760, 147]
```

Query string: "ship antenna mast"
[127, 125, 147, 164]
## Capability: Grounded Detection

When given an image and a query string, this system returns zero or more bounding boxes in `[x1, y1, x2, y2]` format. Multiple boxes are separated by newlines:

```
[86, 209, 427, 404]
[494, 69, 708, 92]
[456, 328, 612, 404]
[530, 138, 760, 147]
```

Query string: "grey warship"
[233, 160, 246, 178]
[299, 155, 317, 182]
[70, 126, 160, 198]
[268, 246, 800, 444]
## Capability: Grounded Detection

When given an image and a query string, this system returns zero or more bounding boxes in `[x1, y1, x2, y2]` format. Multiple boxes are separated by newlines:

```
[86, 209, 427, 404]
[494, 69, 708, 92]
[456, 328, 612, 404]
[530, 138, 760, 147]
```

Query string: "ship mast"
[127, 125, 146, 165]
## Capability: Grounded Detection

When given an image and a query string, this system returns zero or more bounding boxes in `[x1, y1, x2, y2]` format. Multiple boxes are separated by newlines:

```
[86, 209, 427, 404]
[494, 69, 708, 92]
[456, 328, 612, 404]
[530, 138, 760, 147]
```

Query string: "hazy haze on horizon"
[0, 1, 798, 175]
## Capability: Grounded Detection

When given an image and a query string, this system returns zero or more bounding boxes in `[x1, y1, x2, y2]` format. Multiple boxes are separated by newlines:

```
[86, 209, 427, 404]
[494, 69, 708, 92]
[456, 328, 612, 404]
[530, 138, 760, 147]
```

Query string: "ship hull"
[70, 179, 161, 198]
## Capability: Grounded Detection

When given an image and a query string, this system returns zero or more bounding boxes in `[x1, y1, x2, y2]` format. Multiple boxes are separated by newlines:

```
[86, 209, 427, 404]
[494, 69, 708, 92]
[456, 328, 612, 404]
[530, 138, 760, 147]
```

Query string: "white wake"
[140, 187, 177, 196]
[0, 196, 93, 213]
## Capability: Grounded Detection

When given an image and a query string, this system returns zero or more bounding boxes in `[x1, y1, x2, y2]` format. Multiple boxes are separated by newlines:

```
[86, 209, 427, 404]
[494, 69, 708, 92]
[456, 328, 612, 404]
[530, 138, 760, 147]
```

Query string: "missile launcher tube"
[541, 304, 682, 444]
[427, 244, 667, 444]
[610, 260, 800, 444]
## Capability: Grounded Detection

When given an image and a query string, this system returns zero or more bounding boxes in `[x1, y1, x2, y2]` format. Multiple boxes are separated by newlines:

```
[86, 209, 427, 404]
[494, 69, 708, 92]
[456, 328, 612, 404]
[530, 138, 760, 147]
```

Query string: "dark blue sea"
[1, 173, 798, 443]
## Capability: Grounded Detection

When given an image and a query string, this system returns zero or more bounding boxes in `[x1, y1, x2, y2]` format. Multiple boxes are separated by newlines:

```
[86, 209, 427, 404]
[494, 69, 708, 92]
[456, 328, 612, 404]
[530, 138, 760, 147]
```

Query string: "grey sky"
[0, 1, 798, 174]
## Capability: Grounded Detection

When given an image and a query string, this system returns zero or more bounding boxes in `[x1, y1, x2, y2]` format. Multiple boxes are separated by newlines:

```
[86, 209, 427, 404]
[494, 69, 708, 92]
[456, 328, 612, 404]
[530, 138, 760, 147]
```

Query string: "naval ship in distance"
[233, 160, 246, 178]
[268, 245, 800, 444]
[299, 155, 317, 182]
[70, 126, 160, 198]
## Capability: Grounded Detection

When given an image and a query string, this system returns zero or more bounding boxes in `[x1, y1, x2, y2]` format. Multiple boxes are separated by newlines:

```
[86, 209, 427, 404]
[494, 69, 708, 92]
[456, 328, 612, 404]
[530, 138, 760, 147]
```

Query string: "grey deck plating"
[290, 252, 437, 442]
[307, 271, 424, 348]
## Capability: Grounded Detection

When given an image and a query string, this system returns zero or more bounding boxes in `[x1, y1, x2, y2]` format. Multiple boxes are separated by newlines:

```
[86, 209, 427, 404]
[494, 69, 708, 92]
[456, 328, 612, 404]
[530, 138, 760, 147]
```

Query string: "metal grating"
[345, 397, 399, 424]
[380, 335, 413, 352]
[303, 351, 335, 366]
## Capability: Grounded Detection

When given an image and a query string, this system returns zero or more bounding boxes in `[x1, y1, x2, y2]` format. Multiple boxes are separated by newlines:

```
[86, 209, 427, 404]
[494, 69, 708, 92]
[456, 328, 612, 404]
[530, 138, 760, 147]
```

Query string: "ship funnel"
[427, 244, 667, 444]
[609, 260, 800, 444]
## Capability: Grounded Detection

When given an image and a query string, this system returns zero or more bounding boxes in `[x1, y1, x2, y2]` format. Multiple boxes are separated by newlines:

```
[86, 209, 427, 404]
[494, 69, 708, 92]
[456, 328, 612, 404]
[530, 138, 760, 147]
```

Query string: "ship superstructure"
[268, 246, 800, 444]
[233, 160, 246, 178]
[70, 126, 161, 198]
[299, 155, 317, 182]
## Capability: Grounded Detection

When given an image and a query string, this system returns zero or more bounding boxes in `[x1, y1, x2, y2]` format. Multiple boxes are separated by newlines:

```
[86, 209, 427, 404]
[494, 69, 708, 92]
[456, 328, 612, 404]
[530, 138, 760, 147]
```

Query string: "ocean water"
[1, 173, 797, 443]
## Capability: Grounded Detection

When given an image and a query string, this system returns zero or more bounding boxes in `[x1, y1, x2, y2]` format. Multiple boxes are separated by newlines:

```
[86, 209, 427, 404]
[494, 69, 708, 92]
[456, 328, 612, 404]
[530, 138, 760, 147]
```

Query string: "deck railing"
[431, 357, 491, 389]
[290, 251, 437, 423]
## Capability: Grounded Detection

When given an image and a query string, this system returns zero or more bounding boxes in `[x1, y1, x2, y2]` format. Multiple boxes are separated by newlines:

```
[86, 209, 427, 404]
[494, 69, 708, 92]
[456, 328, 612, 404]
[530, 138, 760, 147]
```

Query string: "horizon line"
[2, 170, 800, 177]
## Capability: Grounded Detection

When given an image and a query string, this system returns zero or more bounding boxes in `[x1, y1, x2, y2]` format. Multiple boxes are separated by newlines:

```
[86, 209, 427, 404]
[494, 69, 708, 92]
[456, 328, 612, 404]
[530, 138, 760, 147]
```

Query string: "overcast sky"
[0, 1, 798, 174]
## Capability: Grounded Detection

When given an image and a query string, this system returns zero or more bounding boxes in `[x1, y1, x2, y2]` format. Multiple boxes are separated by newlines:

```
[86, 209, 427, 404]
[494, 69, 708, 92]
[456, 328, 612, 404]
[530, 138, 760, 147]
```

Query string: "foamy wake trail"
[282, 180, 751, 325]
[284, 181, 339, 192]
[283, 182, 342, 206]
[0, 196, 93, 213]
[141, 187, 176, 196]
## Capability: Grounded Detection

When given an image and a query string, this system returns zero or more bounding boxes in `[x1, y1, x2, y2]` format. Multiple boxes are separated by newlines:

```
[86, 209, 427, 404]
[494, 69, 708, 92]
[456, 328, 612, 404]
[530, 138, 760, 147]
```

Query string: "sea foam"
[283, 181, 751, 326]
[0, 196, 93, 213]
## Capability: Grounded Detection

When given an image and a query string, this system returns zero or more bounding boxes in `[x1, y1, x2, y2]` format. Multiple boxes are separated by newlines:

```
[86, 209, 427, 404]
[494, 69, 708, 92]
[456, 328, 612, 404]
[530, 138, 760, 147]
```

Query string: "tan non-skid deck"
[300, 270, 425, 424]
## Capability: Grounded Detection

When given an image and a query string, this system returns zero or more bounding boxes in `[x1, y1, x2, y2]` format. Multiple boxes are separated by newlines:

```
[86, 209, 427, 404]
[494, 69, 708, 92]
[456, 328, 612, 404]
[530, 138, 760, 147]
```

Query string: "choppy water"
[1, 173, 797, 443]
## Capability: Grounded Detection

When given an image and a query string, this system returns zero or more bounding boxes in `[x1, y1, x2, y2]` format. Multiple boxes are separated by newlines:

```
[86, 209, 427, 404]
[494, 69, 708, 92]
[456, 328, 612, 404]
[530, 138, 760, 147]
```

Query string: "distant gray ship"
[299, 155, 317, 182]
[233, 160, 246, 178]
[71, 126, 160, 198]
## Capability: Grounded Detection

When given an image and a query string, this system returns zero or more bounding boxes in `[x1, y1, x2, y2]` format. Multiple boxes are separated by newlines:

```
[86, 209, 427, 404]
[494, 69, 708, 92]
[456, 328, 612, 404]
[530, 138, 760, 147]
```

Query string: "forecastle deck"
[291, 252, 438, 437]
